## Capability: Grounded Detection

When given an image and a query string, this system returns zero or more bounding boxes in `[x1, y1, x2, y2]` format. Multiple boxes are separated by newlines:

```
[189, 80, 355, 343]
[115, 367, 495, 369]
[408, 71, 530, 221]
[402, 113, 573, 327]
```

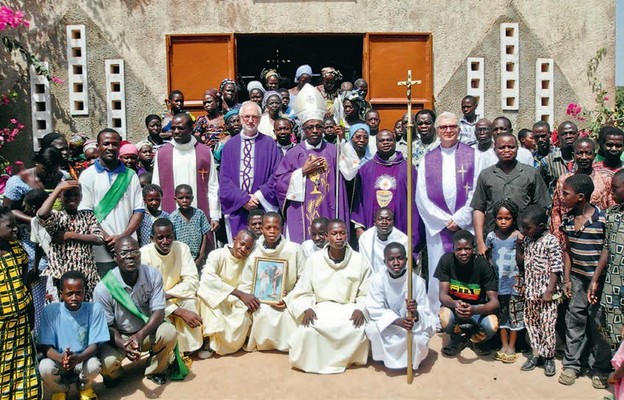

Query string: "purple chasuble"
[352, 152, 423, 251]
[219, 133, 283, 238]
[424, 143, 475, 253]
[274, 141, 348, 243]
[157, 142, 212, 218]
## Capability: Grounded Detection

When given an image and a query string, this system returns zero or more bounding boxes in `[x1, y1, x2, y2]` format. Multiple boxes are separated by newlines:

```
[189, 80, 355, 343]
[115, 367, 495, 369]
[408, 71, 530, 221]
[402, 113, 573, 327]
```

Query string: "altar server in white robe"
[358, 207, 409, 274]
[197, 230, 258, 356]
[140, 218, 202, 353]
[237, 212, 305, 351]
[415, 112, 477, 316]
[366, 242, 436, 370]
[286, 219, 372, 374]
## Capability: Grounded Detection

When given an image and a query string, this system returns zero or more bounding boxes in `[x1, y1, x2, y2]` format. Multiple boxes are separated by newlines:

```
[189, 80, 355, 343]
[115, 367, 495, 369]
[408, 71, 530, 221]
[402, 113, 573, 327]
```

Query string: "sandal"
[592, 375, 609, 390]
[501, 352, 519, 364]
[494, 351, 506, 361]
[558, 368, 578, 386]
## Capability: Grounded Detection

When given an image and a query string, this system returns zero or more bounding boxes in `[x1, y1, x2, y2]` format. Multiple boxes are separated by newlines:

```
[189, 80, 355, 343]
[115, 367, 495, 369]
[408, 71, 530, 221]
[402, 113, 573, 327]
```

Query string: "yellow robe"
[140, 241, 202, 353]
[197, 247, 251, 355]
[238, 236, 305, 351]
[285, 246, 372, 374]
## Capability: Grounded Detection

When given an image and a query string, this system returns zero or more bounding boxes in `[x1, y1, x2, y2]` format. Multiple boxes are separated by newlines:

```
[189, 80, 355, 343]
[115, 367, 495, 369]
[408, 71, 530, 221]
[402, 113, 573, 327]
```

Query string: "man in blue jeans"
[435, 230, 499, 356]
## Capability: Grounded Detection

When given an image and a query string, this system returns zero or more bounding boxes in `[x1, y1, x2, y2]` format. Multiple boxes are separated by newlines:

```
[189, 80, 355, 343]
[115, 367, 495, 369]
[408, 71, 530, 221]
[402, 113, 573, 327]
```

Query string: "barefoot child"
[170, 184, 210, 273]
[0, 206, 41, 398]
[37, 180, 104, 300]
[486, 199, 524, 363]
[38, 271, 109, 400]
[366, 242, 436, 370]
[557, 173, 611, 388]
[137, 184, 169, 247]
[518, 205, 563, 377]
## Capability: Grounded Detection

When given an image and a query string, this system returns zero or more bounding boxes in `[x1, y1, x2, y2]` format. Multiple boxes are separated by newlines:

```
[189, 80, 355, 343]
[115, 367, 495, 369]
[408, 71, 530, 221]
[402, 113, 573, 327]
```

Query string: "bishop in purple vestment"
[274, 119, 348, 243]
[352, 129, 423, 251]
[219, 101, 283, 242]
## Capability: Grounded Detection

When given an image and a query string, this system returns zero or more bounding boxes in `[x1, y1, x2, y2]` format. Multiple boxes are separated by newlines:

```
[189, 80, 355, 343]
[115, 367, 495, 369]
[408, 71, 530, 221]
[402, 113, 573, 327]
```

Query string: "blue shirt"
[486, 231, 519, 296]
[39, 302, 109, 354]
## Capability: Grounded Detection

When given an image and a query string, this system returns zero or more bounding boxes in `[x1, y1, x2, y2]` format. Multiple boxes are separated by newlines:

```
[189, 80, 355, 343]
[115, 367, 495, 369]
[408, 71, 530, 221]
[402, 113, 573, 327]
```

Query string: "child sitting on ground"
[137, 184, 169, 247]
[38, 271, 109, 400]
[518, 205, 563, 377]
[486, 199, 524, 364]
[169, 184, 210, 272]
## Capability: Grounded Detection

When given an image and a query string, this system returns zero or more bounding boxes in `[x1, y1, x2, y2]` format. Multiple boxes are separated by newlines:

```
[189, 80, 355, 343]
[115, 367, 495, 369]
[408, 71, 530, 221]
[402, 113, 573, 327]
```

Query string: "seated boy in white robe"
[140, 218, 202, 354]
[197, 229, 258, 357]
[286, 219, 372, 374]
[238, 212, 305, 351]
[300, 217, 328, 258]
[365, 242, 436, 370]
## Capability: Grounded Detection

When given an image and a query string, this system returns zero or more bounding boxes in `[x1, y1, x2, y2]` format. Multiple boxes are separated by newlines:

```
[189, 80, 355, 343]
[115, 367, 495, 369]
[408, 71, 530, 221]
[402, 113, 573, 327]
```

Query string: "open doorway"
[236, 34, 364, 90]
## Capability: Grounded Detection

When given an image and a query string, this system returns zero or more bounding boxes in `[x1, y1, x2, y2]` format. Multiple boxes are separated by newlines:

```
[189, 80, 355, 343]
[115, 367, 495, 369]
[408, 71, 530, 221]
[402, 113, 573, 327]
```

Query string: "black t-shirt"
[434, 253, 498, 305]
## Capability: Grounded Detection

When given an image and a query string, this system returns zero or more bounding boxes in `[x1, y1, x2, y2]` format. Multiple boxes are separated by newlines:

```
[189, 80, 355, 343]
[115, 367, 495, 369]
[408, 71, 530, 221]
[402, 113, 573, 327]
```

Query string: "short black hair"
[384, 242, 406, 257]
[374, 207, 394, 219]
[564, 173, 594, 199]
[33, 146, 63, 169]
[614, 168, 624, 183]
[492, 116, 513, 132]
[415, 109, 436, 122]
[237, 228, 258, 241]
[599, 126, 624, 145]
[169, 90, 184, 100]
[24, 189, 49, 209]
[574, 137, 595, 152]
[151, 217, 174, 235]
[518, 128, 532, 142]
[175, 184, 193, 195]
[173, 113, 193, 129]
[453, 230, 475, 246]
[248, 209, 266, 221]
[462, 95, 477, 104]
[142, 183, 163, 197]
[495, 132, 517, 145]
[533, 120, 551, 132]
[96, 128, 121, 144]
[520, 205, 548, 226]
[0, 206, 12, 220]
[327, 218, 347, 230]
[492, 198, 519, 224]
[263, 211, 283, 225]
[311, 216, 329, 229]
[59, 270, 86, 290]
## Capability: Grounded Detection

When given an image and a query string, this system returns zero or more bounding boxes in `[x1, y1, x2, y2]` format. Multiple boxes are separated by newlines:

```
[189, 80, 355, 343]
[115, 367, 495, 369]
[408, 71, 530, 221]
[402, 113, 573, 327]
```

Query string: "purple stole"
[157, 143, 212, 218]
[425, 143, 475, 253]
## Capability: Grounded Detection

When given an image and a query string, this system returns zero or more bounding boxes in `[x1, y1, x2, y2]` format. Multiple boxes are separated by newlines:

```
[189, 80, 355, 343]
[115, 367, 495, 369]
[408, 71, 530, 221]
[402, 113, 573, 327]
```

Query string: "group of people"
[2, 62, 624, 399]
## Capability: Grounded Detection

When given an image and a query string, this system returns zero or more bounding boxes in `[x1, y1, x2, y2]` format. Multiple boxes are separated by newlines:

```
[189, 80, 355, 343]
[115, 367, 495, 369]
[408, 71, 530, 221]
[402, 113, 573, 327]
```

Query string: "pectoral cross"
[198, 168, 208, 183]
[464, 183, 472, 196]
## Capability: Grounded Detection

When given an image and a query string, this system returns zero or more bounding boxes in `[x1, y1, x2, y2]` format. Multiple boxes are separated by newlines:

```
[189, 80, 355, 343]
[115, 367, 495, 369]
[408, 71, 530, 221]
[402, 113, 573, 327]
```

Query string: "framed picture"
[252, 257, 288, 305]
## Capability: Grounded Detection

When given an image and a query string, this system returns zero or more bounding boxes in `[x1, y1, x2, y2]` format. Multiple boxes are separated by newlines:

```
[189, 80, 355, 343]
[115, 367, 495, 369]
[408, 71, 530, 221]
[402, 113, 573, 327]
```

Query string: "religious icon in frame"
[252, 257, 288, 305]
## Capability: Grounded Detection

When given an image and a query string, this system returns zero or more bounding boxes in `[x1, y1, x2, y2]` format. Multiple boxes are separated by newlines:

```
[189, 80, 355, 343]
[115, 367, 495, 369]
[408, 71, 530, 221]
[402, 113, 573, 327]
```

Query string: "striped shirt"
[560, 206, 606, 278]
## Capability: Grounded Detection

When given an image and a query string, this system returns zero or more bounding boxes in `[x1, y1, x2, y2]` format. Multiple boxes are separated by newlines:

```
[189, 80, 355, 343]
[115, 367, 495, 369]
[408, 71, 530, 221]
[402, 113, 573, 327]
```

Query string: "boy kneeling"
[39, 271, 109, 400]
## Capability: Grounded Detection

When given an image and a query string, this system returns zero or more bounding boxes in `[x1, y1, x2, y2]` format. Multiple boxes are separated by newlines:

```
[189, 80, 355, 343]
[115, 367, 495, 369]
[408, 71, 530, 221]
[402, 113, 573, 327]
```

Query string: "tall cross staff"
[397, 70, 421, 385]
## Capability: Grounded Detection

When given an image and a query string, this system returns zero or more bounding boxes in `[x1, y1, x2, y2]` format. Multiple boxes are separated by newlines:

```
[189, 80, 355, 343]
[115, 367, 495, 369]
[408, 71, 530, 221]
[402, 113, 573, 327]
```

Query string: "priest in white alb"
[366, 242, 436, 370]
[237, 212, 305, 351]
[415, 112, 477, 316]
[286, 219, 372, 374]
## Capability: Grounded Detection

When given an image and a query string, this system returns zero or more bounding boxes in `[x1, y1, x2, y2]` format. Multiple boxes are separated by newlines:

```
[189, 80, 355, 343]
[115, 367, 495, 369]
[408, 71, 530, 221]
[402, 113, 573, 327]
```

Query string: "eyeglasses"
[118, 249, 140, 258]
[241, 115, 260, 121]
[438, 125, 459, 131]
[303, 124, 324, 132]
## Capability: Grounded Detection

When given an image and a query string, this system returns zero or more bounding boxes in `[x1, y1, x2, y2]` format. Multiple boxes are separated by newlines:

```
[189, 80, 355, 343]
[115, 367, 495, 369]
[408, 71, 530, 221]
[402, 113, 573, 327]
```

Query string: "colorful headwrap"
[69, 134, 86, 148]
[83, 139, 97, 152]
[247, 80, 266, 95]
[220, 78, 237, 92]
[224, 108, 240, 124]
[321, 67, 343, 81]
[349, 123, 370, 138]
[204, 88, 222, 107]
[263, 69, 280, 82]
[343, 89, 367, 120]
[295, 64, 313, 82]
[119, 142, 139, 157]
[136, 140, 153, 151]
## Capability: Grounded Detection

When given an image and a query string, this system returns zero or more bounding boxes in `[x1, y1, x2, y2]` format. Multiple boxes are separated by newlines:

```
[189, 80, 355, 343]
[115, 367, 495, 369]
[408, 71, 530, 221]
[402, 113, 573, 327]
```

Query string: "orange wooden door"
[166, 34, 236, 117]
[363, 33, 433, 131]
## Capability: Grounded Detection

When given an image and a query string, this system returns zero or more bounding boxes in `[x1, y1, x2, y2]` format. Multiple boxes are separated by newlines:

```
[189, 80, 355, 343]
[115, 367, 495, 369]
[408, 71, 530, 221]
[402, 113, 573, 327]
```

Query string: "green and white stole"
[101, 271, 189, 380]
[93, 168, 134, 223]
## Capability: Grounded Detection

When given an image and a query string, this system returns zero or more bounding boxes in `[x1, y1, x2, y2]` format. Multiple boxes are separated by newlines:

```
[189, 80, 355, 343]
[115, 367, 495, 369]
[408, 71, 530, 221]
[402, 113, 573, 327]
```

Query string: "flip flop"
[494, 351, 506, 361]
[502, 353, 519, 363]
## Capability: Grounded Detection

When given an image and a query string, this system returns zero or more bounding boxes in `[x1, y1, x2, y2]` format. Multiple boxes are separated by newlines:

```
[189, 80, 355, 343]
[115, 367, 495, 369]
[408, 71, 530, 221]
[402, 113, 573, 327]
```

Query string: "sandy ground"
[52, 334, 613, 400]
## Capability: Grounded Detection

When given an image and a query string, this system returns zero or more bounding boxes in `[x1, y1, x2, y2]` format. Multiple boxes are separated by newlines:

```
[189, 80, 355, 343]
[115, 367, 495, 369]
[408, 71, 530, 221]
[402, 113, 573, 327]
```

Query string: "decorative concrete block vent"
[500, 23, 519, 111]
[105, 59, 126, 138]
[66, 25, 88, 115]
[535, 58, 554, 124]
[466, 57, 484, 118]
[29, 62, 52, 151]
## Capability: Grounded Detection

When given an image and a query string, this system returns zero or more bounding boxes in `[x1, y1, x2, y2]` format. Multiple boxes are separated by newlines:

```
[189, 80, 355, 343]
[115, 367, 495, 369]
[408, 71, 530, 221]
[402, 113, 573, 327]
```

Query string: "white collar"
[172, 136, 197, 151]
